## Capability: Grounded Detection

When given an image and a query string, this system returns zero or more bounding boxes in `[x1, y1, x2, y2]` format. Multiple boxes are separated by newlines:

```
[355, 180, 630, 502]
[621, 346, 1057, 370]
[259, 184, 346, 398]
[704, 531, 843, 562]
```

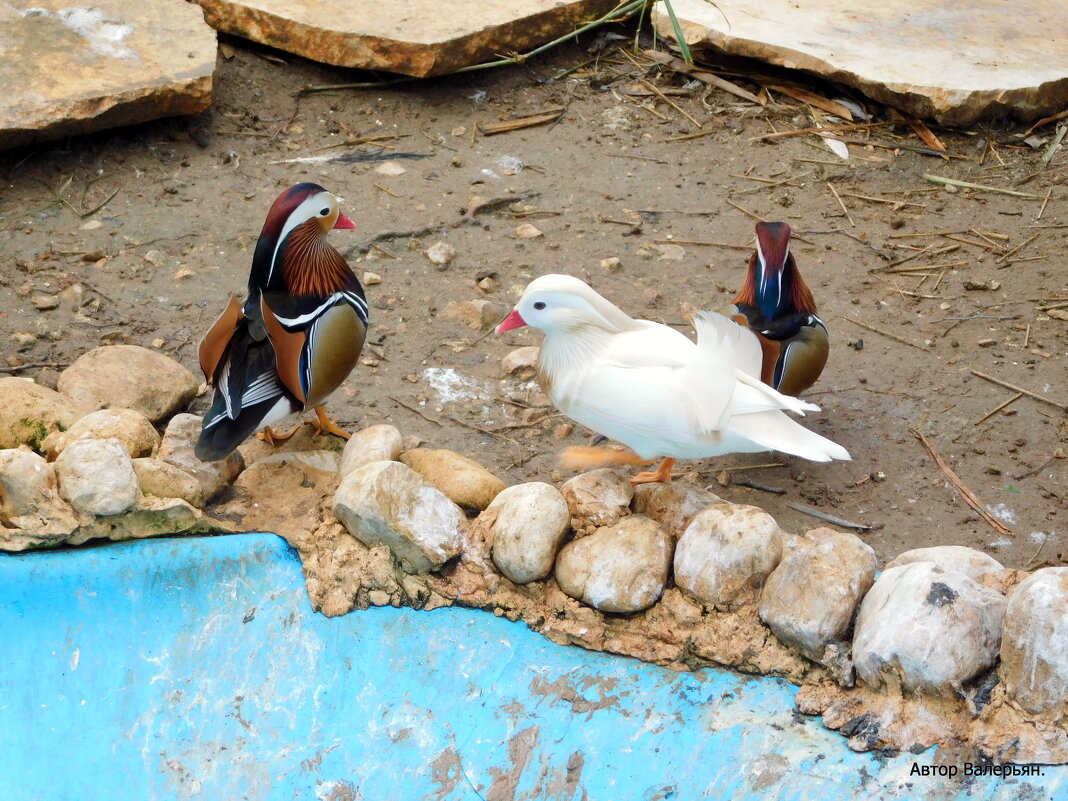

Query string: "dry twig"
[912, 429, 1013, 538]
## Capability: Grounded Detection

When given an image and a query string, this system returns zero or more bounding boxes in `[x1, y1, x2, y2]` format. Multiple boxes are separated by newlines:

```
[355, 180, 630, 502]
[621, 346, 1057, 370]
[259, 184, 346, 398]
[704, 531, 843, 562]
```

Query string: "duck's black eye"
[320, 207, 330, 216]
[533, 301, 546, 310]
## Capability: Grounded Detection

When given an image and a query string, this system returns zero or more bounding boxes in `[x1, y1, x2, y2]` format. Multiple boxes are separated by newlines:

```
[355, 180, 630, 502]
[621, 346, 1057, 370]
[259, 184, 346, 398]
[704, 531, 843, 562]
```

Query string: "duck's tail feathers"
[193, 329, 294, 461]
[729, 411, 851, 462]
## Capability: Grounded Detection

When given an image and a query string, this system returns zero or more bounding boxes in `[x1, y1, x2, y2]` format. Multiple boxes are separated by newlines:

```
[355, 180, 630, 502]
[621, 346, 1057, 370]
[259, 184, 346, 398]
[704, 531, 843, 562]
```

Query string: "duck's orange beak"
[495, 309, 527, 333]
[333, 211, 357, 230]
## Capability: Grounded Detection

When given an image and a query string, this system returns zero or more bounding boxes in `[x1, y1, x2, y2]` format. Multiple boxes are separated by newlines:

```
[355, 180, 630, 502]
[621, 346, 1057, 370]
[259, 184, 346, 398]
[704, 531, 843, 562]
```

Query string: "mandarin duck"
[496, 274, 849, 484]
[728, 222, 828, 397]
[194, 183, 368, 461]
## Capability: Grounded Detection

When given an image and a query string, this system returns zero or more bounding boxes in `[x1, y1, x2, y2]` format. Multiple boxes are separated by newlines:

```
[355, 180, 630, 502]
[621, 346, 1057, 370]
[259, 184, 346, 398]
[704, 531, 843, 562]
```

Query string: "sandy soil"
[2, 34, 1065, 570]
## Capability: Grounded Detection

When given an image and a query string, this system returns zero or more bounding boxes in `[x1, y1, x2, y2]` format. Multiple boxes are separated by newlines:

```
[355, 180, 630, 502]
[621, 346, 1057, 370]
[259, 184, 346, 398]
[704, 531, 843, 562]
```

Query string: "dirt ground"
[1, 31, 1066, 571]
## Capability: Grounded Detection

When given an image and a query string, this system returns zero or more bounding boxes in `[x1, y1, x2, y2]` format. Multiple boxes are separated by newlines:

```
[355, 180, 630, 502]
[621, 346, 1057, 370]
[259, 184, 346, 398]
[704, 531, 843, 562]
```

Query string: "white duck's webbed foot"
[629, 457, 676, 485]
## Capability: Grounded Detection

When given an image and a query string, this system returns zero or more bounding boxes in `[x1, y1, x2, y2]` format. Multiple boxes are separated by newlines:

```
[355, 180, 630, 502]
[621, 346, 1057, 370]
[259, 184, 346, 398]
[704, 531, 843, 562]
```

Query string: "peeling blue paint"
[0, 534, 1064, 801]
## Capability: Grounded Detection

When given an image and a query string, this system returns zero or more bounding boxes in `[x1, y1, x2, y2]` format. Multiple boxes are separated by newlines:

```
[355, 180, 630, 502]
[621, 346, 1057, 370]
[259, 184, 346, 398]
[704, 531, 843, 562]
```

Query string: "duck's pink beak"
[333, 211, 357, 230]
[495, 309, 527, 333]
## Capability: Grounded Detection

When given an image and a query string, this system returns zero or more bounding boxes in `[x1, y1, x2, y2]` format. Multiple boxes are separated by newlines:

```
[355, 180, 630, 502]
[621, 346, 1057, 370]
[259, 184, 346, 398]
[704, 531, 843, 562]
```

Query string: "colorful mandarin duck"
[194, 183, 368, 461]
[496, 274, 849, 484]
[728, 222, 828, 397]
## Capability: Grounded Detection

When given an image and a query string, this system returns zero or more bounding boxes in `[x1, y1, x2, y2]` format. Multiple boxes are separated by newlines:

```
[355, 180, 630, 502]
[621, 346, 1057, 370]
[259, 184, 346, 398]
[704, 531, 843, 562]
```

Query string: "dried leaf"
[768, 85, 855, 120]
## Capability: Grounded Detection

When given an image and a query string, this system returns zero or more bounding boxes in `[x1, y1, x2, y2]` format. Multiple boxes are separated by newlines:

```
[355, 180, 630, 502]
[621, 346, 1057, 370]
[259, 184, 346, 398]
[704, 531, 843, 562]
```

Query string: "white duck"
[496, 274, 850, 484]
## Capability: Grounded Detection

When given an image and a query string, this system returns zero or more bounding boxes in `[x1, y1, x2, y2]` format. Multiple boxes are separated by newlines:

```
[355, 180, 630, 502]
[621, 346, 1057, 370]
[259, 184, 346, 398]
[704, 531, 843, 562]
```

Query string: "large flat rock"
[193, 0, 619, 77]
[654, 0, 1068, 126]
[0, 0, 216, 150]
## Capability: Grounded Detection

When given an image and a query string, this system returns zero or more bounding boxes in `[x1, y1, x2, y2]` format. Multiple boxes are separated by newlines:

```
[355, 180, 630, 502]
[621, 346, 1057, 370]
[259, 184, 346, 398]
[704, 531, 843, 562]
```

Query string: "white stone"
[42, 407, 160, 459]
[631, 481, 721, 541]
[424, 241, 456, 266]
[554, 515, 671, 613]
[54, 438, 139, 517]
[1000, 568, 1068, 719]
[489, 482, 570, 583]
[853, 562, 1007, 694]
[673, 503, 783, 609]
[0, 449, 56, 517]
[759, 528, 877, 661]
[654, 0, 1068, 126]
[339, 424, 404, 478]
[158, 413, 243, 501]
[132, 458, 206, 509]
[560, 468, 633, 536]
[333, 460, 466, 574]
[884, 545, 1006, 585]
[57, 345, 198, 422]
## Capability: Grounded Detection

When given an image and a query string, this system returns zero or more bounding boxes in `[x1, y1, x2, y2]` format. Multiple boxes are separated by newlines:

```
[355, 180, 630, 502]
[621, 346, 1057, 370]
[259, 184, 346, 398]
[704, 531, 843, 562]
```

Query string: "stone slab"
[654, 0, 1068, 126]
[0, 0, 217, 150]
[193, 0, 619, 77]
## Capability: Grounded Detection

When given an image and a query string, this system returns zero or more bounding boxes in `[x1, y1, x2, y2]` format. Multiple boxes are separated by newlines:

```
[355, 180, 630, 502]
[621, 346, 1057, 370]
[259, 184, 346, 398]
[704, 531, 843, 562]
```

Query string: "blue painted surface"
[0, 533, 1064, 801]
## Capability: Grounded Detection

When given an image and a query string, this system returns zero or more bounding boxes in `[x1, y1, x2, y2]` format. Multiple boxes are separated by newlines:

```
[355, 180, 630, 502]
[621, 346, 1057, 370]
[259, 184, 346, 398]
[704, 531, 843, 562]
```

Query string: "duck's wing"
[259, 290, 368, 410]
[198, 294, 245, 381]
[195, 318, 294, 461]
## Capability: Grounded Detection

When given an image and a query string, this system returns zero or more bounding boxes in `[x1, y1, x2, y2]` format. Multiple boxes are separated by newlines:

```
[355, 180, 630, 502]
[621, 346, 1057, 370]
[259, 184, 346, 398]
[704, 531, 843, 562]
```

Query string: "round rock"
[853, 562, 1007, 694]
[884, 545, 1006, 585]
[560, 468, 634, 536]
[0, 449, 57, 517]
[42, 408, 160, 459]
[333, 460, 466, 574]
[132, 458, 206, 509]
[489, 482, 571, 584]
[0, 377, 86, 451]
[673, 503, 783, 610]
[758, 528, 877, 661]
[554, 514, 671, 614]
[339, 424, 404, 478]
[158, 413, 244, 501]
[1000, 567, 1068, 718]
[399, 448, 506, 511]
[631, 481, 722, 541]
[57, 345, 198, 422]
[55, 437, 140, 517]
[501, 346, 540, 378]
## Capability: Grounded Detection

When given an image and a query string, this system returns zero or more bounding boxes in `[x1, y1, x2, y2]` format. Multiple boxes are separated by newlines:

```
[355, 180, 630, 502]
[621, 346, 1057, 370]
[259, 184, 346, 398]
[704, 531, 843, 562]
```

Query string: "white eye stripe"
[267, 191, 336, 284]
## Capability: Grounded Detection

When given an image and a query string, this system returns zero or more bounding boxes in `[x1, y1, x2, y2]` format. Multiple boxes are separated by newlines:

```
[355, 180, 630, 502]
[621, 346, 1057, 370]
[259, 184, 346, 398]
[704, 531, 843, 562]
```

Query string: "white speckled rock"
[560, 468, 634, 536]
[0, 449, 55, 517]
[1000, 568, 1068, 719]
[673, 503, 783, 610]
[339, 424, 404, 478]
[333, 460, 466, 574]
[489, 482, 570, 584]
[853, 562, 1007, 694]
[759, 528, 878, 662]
[0, 377, 86, 451]
[631, 481, 722, 541]
[42, 407, 160, 459]
[884, 545, 1006, 585]
[54, 438, 139, 516]
[158, 413, 243, 501]
[57, 345, 197, 422]
[400, 448, 506, 510]
[554, 515, 671, 613]
[0, 449, 80, 548]
[132, 458, 206, 509]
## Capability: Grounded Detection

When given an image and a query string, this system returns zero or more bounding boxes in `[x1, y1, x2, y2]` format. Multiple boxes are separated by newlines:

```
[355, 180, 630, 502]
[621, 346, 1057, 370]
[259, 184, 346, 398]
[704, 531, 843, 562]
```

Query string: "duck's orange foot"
[257, 424, 301, 446]
[311, 405, 351, 440]
[629, 458, 676, 485]
[559, 445, 651, 471]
